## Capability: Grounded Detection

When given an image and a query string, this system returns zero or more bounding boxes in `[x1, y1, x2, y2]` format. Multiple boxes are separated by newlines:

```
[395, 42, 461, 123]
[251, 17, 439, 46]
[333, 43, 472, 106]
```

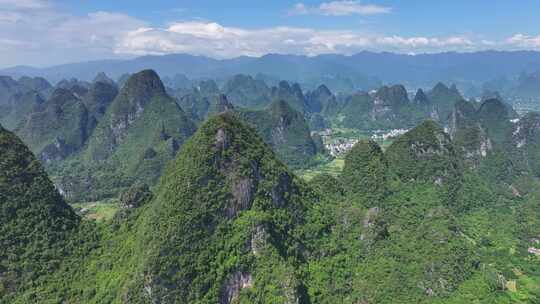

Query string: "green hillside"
[48, 70, 196, 201]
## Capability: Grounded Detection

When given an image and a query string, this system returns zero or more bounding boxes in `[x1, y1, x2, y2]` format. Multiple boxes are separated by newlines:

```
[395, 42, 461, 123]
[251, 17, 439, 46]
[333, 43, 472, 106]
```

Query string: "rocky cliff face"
[448, 100, 492, 167]
[511, 112, 540, 176]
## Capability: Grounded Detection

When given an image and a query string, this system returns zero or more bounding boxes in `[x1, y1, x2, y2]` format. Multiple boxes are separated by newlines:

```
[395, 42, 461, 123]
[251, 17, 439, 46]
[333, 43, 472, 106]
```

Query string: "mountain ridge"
[4, 50, 540, 90]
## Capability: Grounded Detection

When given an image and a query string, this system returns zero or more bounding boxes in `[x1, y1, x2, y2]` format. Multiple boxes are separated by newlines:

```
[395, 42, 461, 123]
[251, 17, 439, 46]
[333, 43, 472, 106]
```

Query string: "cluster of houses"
[317, 128, 409, 157]
[324, 138, 360, 157]
[370, 129, 409, 141]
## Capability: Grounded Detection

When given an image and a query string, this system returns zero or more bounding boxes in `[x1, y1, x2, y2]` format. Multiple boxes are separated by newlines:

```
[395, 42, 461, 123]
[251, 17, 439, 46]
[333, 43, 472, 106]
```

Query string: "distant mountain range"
[4, 51, 540, 92]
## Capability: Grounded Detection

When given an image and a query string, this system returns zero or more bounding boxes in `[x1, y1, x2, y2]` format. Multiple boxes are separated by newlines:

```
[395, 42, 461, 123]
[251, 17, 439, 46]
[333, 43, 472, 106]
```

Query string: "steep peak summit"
[134, 112, 307, 302]
[315, 84, 332, 96]
[93, 72, 116, 86]
[165, 112, 297, 213]
[121, 69, 166, 101]
[413, 88, 429, 104]
[432, 82, 450, 93]
[374, 84, 409, 105]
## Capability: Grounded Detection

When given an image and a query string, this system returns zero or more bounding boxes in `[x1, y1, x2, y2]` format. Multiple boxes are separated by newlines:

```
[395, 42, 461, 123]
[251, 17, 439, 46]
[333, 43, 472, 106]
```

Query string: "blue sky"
[61, 1, 540, 38]
[1, 0, 540, 67]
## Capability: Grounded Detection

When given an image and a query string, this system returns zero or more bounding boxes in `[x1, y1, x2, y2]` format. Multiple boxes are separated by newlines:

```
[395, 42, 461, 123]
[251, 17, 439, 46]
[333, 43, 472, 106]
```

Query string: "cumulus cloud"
[289, 1, 391, 16]
[114, 21, 476, 58]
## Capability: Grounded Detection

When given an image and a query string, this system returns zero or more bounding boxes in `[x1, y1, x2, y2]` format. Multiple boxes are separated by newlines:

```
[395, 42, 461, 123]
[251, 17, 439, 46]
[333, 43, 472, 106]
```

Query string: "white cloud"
[114, 21, 476, 58]
[289, 1, 391, 16]
[0, 3, 147, 66]
[506, 34, 540, 48]
[0, 0, 48, 9]
[49, 11, 146, 50]
[291, 3, 309, 15]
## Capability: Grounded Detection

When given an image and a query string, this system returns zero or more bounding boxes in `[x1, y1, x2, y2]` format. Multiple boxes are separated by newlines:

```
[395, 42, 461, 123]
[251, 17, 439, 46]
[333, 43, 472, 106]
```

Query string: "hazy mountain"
[305, 84, 336, 114]
[4, 51, 540, 91]
[16, 87, 94, 163]
[509, 71, 540, 99]
[82, 78, 119, 120]
[236, 99, 318, 168]
[0, 76, 55, 130]
[0, 90, 45, 130]
[17, 76, 53, 98]
[222, 74, 272, 108]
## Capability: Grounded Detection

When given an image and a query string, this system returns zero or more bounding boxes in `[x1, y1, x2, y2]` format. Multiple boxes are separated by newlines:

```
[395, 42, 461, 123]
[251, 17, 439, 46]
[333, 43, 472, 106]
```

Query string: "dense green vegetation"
[341, 139, 387, 203]
[0, 125, 91, 300]
[3, 109, 540, 303]
[2, 67, 540, 303]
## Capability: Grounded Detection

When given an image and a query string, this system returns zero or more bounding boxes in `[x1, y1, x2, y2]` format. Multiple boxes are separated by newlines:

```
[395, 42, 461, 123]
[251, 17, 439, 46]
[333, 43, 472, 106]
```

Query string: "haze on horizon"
[1, 0, 540, 68]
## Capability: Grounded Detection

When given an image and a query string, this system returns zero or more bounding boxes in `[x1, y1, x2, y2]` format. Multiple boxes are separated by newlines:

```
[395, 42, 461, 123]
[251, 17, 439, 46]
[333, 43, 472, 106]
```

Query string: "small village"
[319, 128, 409, 157]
